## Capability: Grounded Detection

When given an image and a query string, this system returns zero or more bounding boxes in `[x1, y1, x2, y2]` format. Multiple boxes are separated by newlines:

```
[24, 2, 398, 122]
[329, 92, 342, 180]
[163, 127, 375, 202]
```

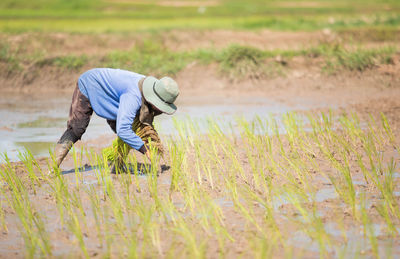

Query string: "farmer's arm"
[116, 93, 148, 155]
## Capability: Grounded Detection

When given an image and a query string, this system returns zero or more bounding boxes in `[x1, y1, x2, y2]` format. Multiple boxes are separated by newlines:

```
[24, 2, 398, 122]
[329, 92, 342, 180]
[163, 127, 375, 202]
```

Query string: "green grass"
[1, 14, 399, 33]
[1, 39, 397, 79]
[105, 40, 188, 76]
[0, 41, 21, 75]
[322, 45, 396, 72]
[219, 45, 266, 79]
[338, 28, 400, 42]
[0, 0, 399, 32]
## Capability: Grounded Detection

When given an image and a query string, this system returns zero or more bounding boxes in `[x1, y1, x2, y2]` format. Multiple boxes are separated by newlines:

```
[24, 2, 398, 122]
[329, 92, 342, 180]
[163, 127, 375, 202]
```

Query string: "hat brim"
[142, 76, 177, 115]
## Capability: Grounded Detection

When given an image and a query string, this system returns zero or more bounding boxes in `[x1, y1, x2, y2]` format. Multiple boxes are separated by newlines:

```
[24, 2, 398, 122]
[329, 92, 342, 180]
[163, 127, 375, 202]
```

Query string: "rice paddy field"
[1, 0, 400, 258]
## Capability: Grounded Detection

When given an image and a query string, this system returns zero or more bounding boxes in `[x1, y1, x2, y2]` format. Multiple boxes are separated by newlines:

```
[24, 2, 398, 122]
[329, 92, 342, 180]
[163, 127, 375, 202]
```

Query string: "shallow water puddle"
[288, 222, 400, 257]
[0, 94, 328, 161]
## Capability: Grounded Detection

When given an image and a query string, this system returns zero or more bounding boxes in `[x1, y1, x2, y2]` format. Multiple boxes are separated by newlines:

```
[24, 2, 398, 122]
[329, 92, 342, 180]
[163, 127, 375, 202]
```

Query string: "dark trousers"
[58, 84, 116, 144]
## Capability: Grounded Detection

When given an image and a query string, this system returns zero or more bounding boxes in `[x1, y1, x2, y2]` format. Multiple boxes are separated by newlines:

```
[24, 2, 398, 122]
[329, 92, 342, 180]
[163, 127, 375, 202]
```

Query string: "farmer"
[54, 68, 179, 172]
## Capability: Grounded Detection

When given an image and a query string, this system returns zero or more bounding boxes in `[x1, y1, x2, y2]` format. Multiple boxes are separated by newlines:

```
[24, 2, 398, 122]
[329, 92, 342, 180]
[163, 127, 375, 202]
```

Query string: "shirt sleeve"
[116, 93, 145, 150]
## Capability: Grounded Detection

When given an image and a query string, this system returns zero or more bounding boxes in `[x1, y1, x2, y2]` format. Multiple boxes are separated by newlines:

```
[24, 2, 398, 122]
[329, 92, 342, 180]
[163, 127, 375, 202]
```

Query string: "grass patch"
[338, 28, 400, 42]
[219, 45, 280, 80]
[0, 40, 396, 80]
[36, 55, 88, 70]
[105, 40, 188, 77]
[322, 45, 396, 72]
[52, 55, 88, 70]
[0, 41, 21, 75]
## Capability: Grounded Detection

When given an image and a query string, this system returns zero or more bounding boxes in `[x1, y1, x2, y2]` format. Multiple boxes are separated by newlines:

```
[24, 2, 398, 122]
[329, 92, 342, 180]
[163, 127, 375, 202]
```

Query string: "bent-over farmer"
[54, 68, 179, 172]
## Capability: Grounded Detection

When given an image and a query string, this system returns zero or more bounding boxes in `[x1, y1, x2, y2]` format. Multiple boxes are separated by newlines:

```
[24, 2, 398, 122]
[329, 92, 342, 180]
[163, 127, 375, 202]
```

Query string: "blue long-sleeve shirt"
[78, 68, 146, 150]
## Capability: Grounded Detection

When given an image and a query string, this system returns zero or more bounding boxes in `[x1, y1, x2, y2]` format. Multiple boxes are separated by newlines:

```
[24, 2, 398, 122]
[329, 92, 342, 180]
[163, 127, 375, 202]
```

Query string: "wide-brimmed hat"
[142, 76, 179, 115]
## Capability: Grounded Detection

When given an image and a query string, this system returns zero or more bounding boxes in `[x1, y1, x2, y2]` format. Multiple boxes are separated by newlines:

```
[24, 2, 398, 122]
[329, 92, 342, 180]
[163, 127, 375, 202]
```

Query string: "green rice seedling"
[120, 169, 133, 209]
[338, 113, 363, 143]
[193, 138, 204, 186]
[24, 149, 46, 180]
[243, 184, 284, 247]
[45, 159, 71, 226]
[207, 206, 234, 256]
[187, 182, 233, 249]
[70, 189, 87, 225]
[146, 141, 162, 208]
[236, 117, 267, 191]
[207, 119, 244, 183]
[224, 174, 262, 233]
[358, 129, 400, 220]
[150, 221, 163, 256]
[282, 112, 305, 151]
[163, 199, 207, 258]
[126, 230, 139, 259]
[102, 175, 129, 242]
[87, 148, 103, 185]
[48, 148, 62, 178]
[131, 195, 161, 257]
[72, 147, 83, 187]
[250, 234, 279, 259]
[101, 204, 114, 258]
[127, 153, 142, 193]
[168, 140, 185, 194]
[328, 152, 357, 218]
[176, 154, 200, 216]
[58, 181, 89, 257]
[0, 198, 7, 233]
[372, 158, 400, 221]
[365, 115, 385, 150]
[17, 150, 41, 193]
[172, 117, 194, 150]
[66, 209, 89, 258]
[104, 194, 126, 240]
[284, 186, 332, 258]
[199, 145, 219, 190]
[100, 153, 115, 200]
[376, 200, 398, 238]
[85, 185, 104, 245]
[381, 113, 397, 148]
[307, 115, 359, 217]
[360, 193, 379, 258]
[0, 154, 52, 257]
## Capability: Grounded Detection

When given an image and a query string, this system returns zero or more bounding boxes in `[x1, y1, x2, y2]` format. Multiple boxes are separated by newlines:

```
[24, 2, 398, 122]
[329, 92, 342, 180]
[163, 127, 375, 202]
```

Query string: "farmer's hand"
[139, 144, 151, 161]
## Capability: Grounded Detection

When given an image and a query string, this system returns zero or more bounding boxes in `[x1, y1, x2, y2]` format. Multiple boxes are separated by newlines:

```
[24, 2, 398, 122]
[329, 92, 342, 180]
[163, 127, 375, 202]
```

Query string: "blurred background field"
[0, 0, 399, 84]
[0, 0, 399, 32]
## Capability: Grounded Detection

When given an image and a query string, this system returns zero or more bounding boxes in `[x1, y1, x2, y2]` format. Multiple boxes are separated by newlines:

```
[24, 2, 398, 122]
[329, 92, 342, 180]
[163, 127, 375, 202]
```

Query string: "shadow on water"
[61, 165, 97, 175]
[61, 163, 170, 175]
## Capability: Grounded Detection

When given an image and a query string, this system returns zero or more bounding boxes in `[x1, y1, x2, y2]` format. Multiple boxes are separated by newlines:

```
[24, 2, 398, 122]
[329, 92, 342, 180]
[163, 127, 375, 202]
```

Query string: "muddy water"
[0, 93, 331, 161]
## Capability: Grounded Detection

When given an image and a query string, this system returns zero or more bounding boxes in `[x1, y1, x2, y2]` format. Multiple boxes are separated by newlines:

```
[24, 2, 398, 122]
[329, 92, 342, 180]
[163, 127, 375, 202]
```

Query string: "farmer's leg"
[106, 120, 117, 133]
[55, 84, 93, 167]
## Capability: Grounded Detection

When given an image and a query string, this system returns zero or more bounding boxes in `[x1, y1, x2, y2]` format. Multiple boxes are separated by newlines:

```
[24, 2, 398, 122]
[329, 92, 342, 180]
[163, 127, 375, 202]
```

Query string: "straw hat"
[142, 76, 179, 115]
